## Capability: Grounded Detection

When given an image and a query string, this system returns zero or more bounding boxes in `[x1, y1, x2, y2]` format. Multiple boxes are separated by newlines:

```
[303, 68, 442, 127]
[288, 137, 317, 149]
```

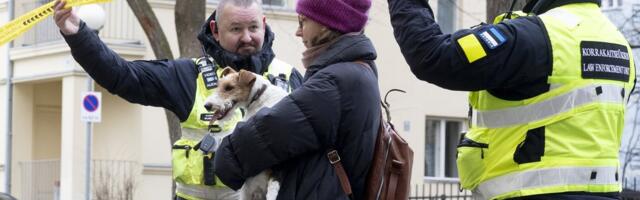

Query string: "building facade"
[0, 0, 485, 199]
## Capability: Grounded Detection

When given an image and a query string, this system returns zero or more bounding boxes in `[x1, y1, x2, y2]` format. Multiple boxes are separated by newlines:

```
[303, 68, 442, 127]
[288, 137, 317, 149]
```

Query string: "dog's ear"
[221, 67, 237, 77]
[238, 70, 256, 87]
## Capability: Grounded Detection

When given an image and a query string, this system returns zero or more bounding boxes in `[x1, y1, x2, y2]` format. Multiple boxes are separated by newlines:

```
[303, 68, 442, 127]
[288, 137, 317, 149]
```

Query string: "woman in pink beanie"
[213, 0, 381, 199]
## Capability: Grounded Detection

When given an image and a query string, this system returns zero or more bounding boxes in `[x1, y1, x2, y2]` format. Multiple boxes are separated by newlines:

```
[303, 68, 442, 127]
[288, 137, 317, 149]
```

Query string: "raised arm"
[388, 0, 552, 91]
[54, 1, 196, 120]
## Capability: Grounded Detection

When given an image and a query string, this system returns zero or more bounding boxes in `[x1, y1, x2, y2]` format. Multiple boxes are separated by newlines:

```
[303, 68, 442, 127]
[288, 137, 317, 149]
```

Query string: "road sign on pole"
[81, 92, 101, 123]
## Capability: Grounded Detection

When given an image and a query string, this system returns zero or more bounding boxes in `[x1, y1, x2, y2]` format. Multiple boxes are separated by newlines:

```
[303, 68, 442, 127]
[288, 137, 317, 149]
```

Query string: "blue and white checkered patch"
[478, 27, 506, 49]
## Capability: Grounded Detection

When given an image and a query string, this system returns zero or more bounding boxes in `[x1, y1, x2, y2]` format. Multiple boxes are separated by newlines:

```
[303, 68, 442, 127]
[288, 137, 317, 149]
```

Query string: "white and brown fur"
[204, 67, 287, 200]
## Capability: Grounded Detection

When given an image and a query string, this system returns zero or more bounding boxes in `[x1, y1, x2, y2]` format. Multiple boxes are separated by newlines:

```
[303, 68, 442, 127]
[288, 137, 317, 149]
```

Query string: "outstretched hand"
[53, 0, 80, 35]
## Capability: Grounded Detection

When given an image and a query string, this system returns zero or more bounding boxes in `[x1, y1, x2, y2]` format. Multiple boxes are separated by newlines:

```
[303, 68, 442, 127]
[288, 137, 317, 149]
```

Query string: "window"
[425, 118, 466, 178]
[603, 0, 623, 8]
[437, 0, 456, 34]
[262, 0, 285, 6]
[207, 0, 286, 7]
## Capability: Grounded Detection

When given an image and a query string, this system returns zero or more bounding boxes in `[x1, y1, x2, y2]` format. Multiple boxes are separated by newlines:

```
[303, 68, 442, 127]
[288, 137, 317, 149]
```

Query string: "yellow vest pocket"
[457, 136, 488, 190]
[172, 139, 205, 185]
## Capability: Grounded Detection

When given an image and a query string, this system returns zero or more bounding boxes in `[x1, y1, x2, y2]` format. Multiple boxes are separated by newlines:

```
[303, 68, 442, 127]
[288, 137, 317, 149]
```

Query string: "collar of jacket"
[197, 11, 276, 74]
[303, 34, 378, 81]
[524, 0, 601, 14]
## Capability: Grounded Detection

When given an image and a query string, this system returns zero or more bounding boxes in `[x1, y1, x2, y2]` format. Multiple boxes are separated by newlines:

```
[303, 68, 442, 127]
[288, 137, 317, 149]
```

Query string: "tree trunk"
[175, 0, 206, 59]
[486, 0, 527, 23]
[172, 1, 206, 197]
[126, 0, 182, 145]
[125, 1, 183, 194]
[127, 0, 174, 60]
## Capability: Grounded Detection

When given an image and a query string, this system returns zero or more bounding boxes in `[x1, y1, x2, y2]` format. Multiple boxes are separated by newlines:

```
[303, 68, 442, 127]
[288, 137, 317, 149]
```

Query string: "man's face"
[211, 3, 265, 56]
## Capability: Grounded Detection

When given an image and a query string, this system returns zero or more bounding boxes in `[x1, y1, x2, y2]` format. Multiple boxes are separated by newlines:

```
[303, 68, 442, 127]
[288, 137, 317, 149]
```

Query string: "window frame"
[424, 116, 468, 180]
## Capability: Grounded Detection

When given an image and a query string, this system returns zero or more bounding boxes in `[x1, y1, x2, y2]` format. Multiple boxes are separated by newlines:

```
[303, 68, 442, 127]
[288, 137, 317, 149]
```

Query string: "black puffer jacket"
[214, 34, 381, 200]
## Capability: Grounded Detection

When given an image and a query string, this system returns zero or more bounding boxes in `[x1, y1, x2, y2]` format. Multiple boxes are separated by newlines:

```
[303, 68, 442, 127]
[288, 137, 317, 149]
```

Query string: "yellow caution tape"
[0, 0, 112, 46]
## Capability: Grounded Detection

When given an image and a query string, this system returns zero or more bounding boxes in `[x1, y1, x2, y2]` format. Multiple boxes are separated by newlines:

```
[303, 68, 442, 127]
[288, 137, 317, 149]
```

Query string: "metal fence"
[626, 177, 640, 192]
[92, 160, 139, 200]
[409, 180, 473, 200]
[18, 160, 60, 200]
[19, 159, 139, 200]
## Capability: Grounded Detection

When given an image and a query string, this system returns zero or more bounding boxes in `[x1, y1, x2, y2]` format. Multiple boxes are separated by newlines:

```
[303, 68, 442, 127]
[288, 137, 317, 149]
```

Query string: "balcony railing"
[12, 0, 141, 47]
[410, 180, 473, 200]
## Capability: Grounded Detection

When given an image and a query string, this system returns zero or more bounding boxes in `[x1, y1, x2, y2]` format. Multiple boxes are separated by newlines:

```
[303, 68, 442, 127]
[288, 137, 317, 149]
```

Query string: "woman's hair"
[309, 27, 343, 47]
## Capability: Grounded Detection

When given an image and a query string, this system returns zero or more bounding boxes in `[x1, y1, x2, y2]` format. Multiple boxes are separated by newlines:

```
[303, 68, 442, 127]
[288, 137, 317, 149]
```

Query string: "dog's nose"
[204, 103, 213, 111]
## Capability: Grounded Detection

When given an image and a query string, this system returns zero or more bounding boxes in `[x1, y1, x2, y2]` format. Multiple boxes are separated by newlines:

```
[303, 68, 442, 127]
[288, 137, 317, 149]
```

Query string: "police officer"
[53, 0, 303, 199]
[388, 0, 634, 199]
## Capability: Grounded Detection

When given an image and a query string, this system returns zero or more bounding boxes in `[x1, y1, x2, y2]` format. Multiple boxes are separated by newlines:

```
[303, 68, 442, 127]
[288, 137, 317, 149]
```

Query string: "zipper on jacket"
[457, 138, 489, 158]
[172, 145, 193, 158]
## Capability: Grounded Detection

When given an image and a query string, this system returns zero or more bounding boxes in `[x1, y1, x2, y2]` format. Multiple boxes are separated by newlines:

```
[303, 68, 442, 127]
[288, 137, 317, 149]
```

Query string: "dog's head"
[204, 67, 257, 121]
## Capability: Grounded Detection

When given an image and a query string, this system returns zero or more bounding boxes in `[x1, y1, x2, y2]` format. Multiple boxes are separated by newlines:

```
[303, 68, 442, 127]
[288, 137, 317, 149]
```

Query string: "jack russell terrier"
[203, 67, 288, 200]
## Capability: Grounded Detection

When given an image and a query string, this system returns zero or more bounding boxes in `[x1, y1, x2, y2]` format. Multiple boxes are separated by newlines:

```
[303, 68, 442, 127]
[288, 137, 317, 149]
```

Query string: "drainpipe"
[3, 0, 14, 194]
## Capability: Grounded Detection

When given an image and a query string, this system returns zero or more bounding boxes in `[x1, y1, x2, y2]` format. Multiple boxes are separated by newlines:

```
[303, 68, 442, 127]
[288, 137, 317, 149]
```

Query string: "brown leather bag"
[328, 89, 414, 200]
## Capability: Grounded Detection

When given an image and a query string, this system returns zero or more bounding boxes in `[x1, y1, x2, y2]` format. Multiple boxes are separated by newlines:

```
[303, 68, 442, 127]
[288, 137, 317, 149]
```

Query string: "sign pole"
[85, 78, 93, 200]
[3, 0, 14, 195]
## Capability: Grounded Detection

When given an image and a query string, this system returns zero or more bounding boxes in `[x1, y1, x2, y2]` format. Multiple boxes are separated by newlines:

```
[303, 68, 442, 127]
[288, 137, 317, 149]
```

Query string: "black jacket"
[62, 18, 303, 121]
[214, 34, 381, 200]
[388, 0, 609, 100]
[389, 0, 634, 101]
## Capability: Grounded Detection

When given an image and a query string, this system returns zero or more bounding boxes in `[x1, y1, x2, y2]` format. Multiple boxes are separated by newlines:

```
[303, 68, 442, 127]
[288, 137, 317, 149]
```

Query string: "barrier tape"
[0, 0, 111, 46]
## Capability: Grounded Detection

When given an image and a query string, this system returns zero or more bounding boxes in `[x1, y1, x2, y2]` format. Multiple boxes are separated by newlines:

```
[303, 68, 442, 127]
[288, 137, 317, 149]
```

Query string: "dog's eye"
[224, 85, 234, 91]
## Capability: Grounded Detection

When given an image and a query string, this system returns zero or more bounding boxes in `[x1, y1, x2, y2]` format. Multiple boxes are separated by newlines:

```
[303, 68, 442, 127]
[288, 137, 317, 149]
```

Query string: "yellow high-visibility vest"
[457, 3, 635, 199]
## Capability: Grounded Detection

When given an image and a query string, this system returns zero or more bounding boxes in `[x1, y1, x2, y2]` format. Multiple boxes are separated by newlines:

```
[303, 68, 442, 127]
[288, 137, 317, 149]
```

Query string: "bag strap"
[329, 61, 405, 199]
[327, 149, 354, 199]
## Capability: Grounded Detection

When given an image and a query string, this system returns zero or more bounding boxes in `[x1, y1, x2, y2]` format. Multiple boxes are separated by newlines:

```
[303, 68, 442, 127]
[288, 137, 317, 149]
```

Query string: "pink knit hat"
[296, 0, 371, 33]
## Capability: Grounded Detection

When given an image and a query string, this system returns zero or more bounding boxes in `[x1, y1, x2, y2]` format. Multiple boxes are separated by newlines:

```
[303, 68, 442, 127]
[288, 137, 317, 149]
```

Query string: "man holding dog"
[388, 0, 634, 199]
[53, 0, 302, 199]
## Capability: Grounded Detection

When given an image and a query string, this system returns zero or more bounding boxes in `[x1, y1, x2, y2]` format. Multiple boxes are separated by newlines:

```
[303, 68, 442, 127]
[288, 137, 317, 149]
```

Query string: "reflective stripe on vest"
[176, 182, 237, 200]
[474, 84, 625, 128]
[474, 166, 619, 199]
[181, 128, 210, 141]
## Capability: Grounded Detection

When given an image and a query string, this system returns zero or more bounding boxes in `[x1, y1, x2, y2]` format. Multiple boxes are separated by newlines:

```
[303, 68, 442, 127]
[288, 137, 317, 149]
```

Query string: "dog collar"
[248, 84, 268, 107]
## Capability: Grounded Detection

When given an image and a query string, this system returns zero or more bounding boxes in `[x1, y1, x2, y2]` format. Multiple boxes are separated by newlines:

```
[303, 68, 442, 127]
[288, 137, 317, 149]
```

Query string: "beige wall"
[32, 81, 62, 160]
[12, 83, 35, 199]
